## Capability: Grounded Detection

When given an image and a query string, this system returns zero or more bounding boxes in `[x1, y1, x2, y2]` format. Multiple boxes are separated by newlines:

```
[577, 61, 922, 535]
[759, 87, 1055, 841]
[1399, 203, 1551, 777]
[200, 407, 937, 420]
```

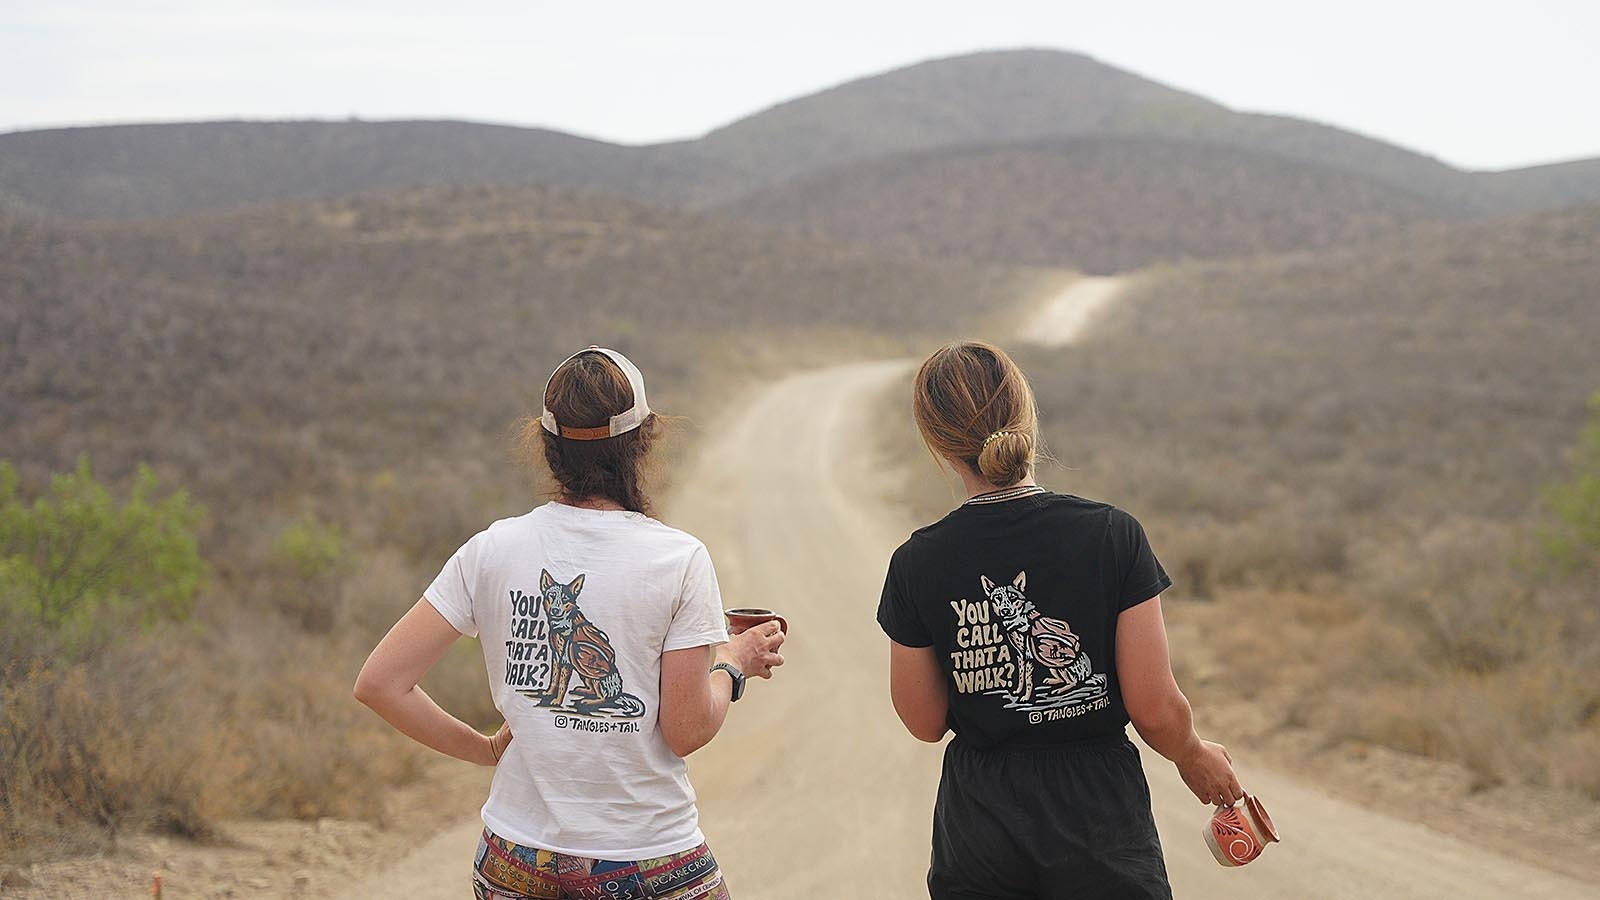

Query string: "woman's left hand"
[486, 721, 513, 766]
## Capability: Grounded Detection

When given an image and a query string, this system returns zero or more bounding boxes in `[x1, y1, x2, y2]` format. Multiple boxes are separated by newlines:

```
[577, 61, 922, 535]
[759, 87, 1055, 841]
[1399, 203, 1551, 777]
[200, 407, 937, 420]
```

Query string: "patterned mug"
[1204, 793, 1279, 867]
[724, 607, 788, 635]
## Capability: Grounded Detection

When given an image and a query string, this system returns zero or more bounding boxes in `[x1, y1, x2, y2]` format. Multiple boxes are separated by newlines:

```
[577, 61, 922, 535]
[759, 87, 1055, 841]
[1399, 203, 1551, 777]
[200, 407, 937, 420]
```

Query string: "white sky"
[3, 0, 1597, 171]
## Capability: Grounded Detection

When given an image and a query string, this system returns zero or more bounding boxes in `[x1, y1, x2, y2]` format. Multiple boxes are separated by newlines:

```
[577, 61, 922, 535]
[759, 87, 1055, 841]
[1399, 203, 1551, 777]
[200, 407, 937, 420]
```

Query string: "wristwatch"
[710, 662, 746, 702]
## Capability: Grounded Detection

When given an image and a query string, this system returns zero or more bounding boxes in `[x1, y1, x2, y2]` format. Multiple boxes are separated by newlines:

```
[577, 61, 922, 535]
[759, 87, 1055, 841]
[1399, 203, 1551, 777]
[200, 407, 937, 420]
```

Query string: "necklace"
[964, 484, 1046, 506]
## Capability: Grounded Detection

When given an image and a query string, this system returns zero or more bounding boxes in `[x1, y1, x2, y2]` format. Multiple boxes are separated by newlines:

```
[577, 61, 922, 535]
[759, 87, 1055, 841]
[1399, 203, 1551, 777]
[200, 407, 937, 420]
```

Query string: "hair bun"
[977, 429, 1034, 487]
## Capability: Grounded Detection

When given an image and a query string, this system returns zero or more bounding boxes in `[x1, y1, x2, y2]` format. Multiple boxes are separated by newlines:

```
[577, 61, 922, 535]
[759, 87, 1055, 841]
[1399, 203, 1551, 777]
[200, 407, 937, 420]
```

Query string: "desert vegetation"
[5, 42, 1600, 879]
[0, 183, 1025, 858]
[996, 207, 1600, 797]
[0, 120, 723, 221]
[0, 455, 454, 856]
[722, 137, 1450, 273]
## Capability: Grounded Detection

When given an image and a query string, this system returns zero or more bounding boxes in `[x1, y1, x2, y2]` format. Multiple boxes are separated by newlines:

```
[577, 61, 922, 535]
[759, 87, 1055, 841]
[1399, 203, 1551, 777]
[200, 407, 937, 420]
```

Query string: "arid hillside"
[0, 120, 729, 221]
[6, 49, 1597, 223]
[0, 183, 1028, 858]
[1015, 205, 1600, 798]
[1479, 156, 1600, 213]
[0, 184, 1024, 523]
[692, 49, 1217, 184]
[684, 48, 1598, 212]
[720, 137, 1451, 272]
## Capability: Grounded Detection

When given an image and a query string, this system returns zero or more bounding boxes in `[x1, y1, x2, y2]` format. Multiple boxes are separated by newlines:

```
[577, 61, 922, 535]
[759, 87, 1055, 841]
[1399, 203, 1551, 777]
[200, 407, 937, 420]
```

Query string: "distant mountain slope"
[719, 137, 1451, 273]
[4, 49, 1596, 222]
[0, 185, 1023, 506]
[693, 49, 1217, 184]
[691, 49, 1487, 210]
[1478, 157, 1600, 213]
[0, 120, 729, 220]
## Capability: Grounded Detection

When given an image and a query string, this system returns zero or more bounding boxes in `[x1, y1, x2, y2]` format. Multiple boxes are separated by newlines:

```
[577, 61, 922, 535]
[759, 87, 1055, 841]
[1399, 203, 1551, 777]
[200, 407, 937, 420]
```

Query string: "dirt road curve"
[1016, 276, 1125, 346]
[669, 360, 1593, 900]
[361, 279, 1592, 898]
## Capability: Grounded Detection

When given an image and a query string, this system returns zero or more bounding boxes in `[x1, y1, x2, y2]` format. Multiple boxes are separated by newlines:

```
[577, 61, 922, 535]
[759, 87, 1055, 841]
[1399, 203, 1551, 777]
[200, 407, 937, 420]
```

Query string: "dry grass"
[885, 206, 1600, 798]
[0, 534, 514, 863]
[1, 623, 409, 859]
[721, 137, 1451, 274]
[0, 183, 1028, 856]
[1018, 207, 1600, 796]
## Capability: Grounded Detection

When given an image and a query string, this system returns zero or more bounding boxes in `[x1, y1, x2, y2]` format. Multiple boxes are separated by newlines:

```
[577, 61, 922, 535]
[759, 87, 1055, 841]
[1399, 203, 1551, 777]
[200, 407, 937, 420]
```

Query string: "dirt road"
[667, 351, 1593, 899]
[1016, 275, 1126, 347]
[361, 278, 1592, 898]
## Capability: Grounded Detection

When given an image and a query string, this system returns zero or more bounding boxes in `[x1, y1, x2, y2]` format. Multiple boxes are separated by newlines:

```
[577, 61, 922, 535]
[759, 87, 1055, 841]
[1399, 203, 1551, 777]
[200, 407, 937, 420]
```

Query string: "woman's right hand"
[718, 621, 786, 679]
[1175, 739, 1244, 806]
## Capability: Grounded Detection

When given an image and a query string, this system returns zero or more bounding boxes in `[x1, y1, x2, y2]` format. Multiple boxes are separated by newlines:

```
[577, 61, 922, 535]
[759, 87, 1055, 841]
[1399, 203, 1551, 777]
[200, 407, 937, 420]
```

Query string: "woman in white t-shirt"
[355, 347, 784, 900]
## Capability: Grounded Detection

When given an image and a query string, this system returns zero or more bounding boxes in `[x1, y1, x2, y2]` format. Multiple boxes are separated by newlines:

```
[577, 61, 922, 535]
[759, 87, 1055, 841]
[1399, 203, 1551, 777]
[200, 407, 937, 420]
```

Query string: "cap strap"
[539, 346, 652, 440]
[556, 423, 613, 441]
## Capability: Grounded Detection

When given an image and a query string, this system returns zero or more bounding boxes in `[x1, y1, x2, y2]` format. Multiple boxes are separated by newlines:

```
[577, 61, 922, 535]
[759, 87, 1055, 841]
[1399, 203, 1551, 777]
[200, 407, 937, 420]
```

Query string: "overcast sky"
[4, 1, 1597, 171]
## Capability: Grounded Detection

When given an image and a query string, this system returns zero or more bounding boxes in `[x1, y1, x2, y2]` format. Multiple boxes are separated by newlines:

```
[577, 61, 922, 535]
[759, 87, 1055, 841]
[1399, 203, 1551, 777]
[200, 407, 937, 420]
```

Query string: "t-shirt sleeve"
[877, 543, 933, 648]
[664, 543, 730, 652]
[424, 532, 483, 638]
[1106, 508, 1172, 612]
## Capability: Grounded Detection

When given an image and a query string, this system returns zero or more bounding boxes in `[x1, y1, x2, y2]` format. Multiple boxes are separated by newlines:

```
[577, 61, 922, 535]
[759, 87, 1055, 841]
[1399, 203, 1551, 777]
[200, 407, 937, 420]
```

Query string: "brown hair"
[912, 340, 1040, 488]
[518, 351, 658, 515]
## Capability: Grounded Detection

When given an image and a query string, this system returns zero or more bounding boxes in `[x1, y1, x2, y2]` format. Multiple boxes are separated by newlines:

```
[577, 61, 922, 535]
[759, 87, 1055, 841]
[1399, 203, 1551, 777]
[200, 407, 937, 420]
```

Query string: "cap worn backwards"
[539, 347, 652, 440]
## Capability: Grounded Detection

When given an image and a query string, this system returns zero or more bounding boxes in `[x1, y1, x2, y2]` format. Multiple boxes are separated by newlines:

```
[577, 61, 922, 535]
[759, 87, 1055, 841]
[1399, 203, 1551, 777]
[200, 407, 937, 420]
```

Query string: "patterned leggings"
[473, 828, 732, 900]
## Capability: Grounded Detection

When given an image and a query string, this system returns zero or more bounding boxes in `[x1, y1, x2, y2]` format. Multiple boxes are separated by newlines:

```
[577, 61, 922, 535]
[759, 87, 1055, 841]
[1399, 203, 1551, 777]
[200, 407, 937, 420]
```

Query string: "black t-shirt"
[877, 489, 1172, 749]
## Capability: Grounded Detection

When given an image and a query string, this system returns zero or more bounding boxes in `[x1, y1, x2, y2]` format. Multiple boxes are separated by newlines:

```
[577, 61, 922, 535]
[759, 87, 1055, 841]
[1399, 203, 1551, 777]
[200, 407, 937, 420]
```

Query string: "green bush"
[1541, 392, 1600, 571]
[0, 458, 206, 654]
[269, 514, 352, 632]
[272, 514, 350, 583]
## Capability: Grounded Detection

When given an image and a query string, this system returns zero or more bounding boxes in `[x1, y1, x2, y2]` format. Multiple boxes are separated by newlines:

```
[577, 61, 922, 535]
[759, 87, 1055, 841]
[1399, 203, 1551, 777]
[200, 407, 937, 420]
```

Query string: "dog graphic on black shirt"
[982, 571, 1097, 706]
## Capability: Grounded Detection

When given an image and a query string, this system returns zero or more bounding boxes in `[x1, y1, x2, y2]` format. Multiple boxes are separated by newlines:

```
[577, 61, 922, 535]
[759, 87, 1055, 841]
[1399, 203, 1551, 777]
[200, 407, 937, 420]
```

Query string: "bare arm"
[888, 640, 949, 742]
[658, 622, 785, 757]
[353, 598, 508, 766]
[1117, 595, 1241, 805]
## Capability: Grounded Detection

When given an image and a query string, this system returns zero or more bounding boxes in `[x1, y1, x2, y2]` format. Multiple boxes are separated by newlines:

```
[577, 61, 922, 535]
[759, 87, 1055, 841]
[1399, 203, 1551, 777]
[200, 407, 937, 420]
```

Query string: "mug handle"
[773, 615, 788, 634]
[1214, 791, 1242, 810]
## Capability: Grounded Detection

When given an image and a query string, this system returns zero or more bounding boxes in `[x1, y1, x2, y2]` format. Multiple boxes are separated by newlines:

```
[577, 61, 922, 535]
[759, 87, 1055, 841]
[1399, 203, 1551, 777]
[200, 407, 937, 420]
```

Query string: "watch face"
[718, 663, 746, 701]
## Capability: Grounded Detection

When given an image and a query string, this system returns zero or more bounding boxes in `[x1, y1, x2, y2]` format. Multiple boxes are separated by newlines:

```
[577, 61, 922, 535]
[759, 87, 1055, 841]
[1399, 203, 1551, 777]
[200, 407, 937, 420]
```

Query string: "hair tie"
[982, 430, 1011, 450]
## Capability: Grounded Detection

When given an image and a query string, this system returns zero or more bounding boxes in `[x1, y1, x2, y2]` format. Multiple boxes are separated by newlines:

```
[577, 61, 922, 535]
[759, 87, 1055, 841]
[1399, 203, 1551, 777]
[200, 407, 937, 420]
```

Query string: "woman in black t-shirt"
[878, 340, 1242, 900]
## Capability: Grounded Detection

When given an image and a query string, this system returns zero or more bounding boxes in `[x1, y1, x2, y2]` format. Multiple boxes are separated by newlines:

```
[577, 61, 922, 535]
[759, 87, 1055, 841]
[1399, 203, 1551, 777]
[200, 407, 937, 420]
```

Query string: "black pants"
[928, 733, 1171, 900]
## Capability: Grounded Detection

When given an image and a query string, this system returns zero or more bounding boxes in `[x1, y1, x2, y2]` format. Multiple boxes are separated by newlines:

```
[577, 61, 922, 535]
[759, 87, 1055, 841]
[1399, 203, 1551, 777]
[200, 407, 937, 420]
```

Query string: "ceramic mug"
[1204, 793, 1279, 867]
[724, 607, 789, 635]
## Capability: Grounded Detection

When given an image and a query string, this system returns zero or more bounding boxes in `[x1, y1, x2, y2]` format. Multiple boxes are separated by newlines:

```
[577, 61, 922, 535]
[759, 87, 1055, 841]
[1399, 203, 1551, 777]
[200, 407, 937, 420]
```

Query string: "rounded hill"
[719, 137, 1451, 272]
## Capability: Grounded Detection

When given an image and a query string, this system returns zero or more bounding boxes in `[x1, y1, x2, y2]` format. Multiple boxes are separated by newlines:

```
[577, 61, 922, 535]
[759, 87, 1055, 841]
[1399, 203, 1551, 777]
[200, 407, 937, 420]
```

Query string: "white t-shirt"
[424, 502, 729, 859]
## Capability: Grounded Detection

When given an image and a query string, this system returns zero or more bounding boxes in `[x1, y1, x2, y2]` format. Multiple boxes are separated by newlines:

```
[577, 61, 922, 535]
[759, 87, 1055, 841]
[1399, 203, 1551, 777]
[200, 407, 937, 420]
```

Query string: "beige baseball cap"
[539, 346, 652, 440]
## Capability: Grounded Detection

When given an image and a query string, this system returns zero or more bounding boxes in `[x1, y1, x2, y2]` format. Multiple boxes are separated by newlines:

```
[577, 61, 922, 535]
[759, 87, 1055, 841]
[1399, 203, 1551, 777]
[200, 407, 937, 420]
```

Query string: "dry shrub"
[1, 639, 242, 852]
[1546, 726, 1600, 800]
[422, 640, 500, 731]
[337, 534, 502, 731]
[997, 210, 1600, 797]
[1353, 518, 1535, 673]
[336, 546, 435, 637]
[1331, 685, 1519, 790]
[1327, 669, 1571, 792]
[0, 582, 436, 859]
[227, 656, 425, 821]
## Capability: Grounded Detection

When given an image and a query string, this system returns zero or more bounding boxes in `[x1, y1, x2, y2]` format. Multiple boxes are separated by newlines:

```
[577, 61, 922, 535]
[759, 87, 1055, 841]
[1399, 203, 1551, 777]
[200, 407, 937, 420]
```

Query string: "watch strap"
[710, 662, 746, 702]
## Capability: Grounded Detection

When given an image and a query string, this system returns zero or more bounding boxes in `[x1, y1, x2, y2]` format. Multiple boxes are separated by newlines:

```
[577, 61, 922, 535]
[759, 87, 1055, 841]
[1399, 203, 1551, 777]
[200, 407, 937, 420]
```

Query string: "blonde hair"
[912, 340, 1039, 488]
